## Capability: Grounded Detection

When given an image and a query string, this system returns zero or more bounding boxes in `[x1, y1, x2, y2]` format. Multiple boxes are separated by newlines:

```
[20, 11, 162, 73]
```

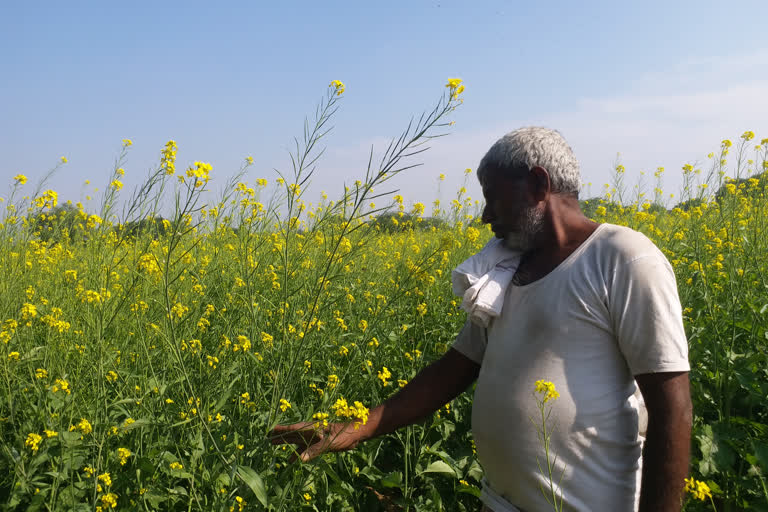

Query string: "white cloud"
[554, 79, 768, 197]
[576, 82, 768, 120]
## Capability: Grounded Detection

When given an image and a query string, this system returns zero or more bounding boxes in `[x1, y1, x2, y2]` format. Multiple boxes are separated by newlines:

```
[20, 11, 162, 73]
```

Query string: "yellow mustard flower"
[312, 412, 329, 428]
[741, 130, 755, 141]
[69, 418, 92, 435]
[534, 380, 560, 403]
[97, 472, 112, 486]
[117, 447, 131, 465]
[25, 432, 42, 452]
[331, 398, 369, 429]
[101, 492, 118, 509]
[446, 78, 462, 89]
[160, 140, 178, 175]
[684, 477, 713, 501]
[230, 496, 246, 512]
[377, 366, 392, 386]
[330, 80, 345, 95]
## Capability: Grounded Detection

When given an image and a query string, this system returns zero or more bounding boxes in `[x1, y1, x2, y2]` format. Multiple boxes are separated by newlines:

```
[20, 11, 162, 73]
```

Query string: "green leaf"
[122, 418, 152, 431]
[420, 460, 457, 477]
[358, 465, 384, 483]
[109, 397, 144, 408]
[696, 424, 736, 476]
[466, 460, 484, 482]
[237, 465, 268, 507]
[144, 490, 166, 508]
[457, 485, 482, 498]
[60, 431, 82, 444]
[190, 430, 204, 465]
[705, 480, 722, 494]
[56, 484, 86, 504]
[748, 500, 768, 512]
[214, 385, 235, 413]
[317, 459, 344, 485]
[381, 471, 403, 488]
[429, 485, 444, 509]
[137, 456, 156, 476]
[216, 472, 232, 488]
[753, 440, 768, 471]
[440, 420, 456, 440]
[170, 417, 194, 428]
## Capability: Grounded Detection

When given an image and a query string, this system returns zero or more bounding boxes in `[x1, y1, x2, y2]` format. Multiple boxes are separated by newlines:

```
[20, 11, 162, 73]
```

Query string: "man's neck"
[531, 196, 596, 256]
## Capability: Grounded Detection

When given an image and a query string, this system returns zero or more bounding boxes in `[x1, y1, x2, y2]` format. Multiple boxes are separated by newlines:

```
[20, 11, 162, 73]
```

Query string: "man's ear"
[529, 166, 551, 200]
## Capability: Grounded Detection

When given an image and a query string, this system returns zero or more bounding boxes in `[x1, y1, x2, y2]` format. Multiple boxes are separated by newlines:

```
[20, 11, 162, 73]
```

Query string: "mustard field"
[2, 83, 767, 511]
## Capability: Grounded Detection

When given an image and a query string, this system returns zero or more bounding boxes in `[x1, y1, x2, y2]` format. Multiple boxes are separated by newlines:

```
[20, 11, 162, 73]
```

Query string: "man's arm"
[269, 348, 481, 461]
[635, 371, 693, 512]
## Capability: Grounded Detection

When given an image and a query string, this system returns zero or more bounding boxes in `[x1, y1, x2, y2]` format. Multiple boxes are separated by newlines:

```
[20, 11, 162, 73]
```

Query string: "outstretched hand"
[268, 421, 364, 462]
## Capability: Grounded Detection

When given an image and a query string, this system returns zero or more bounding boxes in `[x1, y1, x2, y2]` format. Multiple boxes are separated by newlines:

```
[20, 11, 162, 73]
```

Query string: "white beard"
[501, 205, 545, 252]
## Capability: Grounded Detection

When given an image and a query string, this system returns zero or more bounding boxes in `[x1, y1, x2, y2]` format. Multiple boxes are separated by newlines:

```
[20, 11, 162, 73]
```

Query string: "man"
[270, 127, 692, 511]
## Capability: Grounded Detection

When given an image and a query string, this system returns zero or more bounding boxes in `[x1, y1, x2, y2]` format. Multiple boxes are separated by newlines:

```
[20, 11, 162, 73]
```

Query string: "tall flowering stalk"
[532, 379, 564, 512]
[260, 78, 465, 509]
[264, 79, 465, 421]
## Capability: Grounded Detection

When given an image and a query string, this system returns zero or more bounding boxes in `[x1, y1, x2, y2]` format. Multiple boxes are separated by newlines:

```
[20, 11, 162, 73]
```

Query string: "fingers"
[269, 422, 345, 464]
[300, 438, 331, 462]
[267, 422, 314, 444]
[268, 422, 318, 446]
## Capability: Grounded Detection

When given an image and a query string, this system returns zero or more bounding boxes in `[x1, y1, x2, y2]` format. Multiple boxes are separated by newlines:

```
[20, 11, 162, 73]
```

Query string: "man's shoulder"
[592, 223, 664, 263]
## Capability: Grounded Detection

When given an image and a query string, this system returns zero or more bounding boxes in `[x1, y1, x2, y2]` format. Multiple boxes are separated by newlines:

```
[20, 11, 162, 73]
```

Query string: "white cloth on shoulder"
[451, 237, 521, 328]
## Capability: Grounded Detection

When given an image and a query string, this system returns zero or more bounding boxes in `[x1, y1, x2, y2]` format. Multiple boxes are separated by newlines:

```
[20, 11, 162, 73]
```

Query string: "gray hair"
[476, 127, 581, 196]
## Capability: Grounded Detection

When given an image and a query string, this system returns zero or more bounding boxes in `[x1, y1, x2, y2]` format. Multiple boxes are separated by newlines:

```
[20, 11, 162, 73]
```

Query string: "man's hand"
[636, 371, 693, 512]
[268, 347, 480, 463]
[269, 421, 363, 462]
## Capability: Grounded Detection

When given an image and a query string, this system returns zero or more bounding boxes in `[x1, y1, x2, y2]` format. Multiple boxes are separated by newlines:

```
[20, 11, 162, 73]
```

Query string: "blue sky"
[2, 0, 768, 215]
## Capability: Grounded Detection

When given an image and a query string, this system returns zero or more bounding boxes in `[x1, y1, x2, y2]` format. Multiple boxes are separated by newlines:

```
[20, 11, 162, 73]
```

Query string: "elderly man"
[270, 127, 692, 511]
